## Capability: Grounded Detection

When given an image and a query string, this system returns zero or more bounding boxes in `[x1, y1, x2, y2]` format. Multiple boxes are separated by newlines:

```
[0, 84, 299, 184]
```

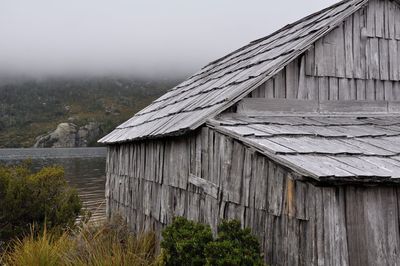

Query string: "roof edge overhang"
[206, 118, 400, 186]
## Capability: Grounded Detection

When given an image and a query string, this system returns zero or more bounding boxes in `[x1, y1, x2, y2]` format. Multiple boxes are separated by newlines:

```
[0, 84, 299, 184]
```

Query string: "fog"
[0, 0, 338, 79]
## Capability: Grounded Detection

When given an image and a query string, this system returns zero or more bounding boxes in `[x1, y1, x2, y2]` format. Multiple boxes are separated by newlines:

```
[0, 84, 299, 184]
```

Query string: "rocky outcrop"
[34, 122, 103, 148]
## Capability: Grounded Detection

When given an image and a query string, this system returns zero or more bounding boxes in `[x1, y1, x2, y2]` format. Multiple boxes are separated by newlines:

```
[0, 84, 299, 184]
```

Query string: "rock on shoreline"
[34, 122, 103, 148]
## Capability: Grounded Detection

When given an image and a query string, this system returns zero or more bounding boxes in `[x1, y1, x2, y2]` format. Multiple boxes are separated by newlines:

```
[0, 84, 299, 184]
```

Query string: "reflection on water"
[0, 148, 107, 222]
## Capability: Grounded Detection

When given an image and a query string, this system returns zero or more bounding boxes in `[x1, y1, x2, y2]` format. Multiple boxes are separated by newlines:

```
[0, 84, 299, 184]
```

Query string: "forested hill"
[0, 77, 180, 148]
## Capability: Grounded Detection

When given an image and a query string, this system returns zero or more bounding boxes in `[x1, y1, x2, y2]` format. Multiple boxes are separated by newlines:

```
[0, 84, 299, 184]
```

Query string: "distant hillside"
[0, 77, 180, 148]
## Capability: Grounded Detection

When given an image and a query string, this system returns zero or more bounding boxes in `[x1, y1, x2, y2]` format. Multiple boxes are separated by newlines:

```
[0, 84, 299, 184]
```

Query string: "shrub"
[0, 162, 82, 242]
[160, 217, 213, 266]
[205, 220, 264, 266]
[159, 217, 264, 266]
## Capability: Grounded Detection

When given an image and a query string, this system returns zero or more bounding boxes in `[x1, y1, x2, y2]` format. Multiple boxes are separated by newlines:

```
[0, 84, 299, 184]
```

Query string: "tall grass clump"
[5, 227, 73, 266]
[4, 216, 157, 266]
[69, 216, 157, 266]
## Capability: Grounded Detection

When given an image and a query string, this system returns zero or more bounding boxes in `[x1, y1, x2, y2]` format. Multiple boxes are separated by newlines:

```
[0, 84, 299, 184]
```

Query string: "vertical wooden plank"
[393, 82, 400, 100]
[353, 10, 363, 79]
[396, 4, 400, 40]
[366, 0, 376, 36]
[360, 9, 368, 80]
[329, 77, 339, 100]
[384, 0, 390, 38]
[335, 24, 346, 78]
[229, 141, 244, 204]
[318, 77, 329, 101]
[379, 39, 389, 80]
[208, 130, 214, 184]
[376, 80, 385, 100]
[384, 188, 400, 266]
[254, 156, 268, 210]
[201, 127, 209, 181]
[267, 164, 284, 216]
[259, 83, 266, 98]
[356, 79, 366, 100]
[323, 31, 337, 76]
[298, 56, 308, 99]
[338, 78, 351, 100]
[398, 40, 400, 81]
[307, 77, 318, 100]
[274, 70, 286, 98]
[345, 187, 368, 266]
[314, 39, 324, 76]
[213, 131, 221, 187]
[368, 38, 380, 79]
[305, 184, 317, 265]
[195, 133, 202, 178]
[384, 81, 393, 101]
[344, 17, 354, 78]
[389, 40, 399, 80]
[241, 149, 253, 207]
[388, 0, 395, 39]
[366, 79, 376, 100]
[315, 188, 325, 265]
[286, 59, 299, 99]
[375, 0, 384, 38]
[349, 79, 357, 100]
[363, 188, 387, 265]
[265, 79, 274, 99]
[305, 46, 315, 76]
[221, 135, 233, 202]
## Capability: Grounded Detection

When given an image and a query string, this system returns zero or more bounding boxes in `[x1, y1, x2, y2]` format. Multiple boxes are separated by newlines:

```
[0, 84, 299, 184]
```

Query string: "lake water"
[0, 148, 107, 222]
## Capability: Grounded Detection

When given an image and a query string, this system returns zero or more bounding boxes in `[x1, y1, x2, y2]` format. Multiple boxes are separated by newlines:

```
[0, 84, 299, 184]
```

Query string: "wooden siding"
[248, 1, 400, 102]
[106, 127, 400, 265]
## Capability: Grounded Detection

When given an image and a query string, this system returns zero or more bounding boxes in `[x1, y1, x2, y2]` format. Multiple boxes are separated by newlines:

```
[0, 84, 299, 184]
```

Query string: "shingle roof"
[99, 0, 368, 144]
[208, 114, 400, 183]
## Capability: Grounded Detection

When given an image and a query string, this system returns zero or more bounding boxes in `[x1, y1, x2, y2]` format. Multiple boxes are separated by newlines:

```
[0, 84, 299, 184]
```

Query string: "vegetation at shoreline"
[0, 77, 179, 148]
[0, 162, 81, 243]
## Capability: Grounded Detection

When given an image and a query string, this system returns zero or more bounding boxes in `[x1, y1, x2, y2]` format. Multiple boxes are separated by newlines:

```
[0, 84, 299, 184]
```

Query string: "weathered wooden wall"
[106, 126, 400, 265]
[248, 0, 400, 101]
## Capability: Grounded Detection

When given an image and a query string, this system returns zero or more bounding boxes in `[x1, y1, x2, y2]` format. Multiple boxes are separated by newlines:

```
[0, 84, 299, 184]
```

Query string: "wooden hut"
[100, 0, 400, 264]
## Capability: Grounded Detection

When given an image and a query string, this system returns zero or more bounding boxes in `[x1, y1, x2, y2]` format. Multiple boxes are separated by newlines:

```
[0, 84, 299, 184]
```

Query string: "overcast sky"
[0, 0, 338, 79]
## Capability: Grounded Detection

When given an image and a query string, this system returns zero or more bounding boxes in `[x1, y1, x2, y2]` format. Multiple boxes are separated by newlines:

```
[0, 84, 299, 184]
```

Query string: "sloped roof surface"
[209, 115, 400, 182]
[99, 0, 368, 144]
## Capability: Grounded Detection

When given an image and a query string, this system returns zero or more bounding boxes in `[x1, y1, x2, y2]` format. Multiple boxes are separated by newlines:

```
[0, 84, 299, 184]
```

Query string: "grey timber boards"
[100, 0, 372, 144]
[238, 98, 400, 115]
[208, 114, 400, 182]
[247, 1, 400, 103]
[106, 128, 400, 265]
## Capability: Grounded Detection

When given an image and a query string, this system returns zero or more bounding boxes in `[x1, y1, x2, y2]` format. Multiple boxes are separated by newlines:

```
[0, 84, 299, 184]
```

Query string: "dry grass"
[3, 217, 158, 266]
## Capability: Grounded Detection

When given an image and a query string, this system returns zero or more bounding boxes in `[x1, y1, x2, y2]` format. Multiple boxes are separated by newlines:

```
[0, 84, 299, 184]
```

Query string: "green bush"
[160, 217, 213, 266]
[0, 162, 82, 242]
[205, 220, 264, 266]
[159, 217, 264, 266]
